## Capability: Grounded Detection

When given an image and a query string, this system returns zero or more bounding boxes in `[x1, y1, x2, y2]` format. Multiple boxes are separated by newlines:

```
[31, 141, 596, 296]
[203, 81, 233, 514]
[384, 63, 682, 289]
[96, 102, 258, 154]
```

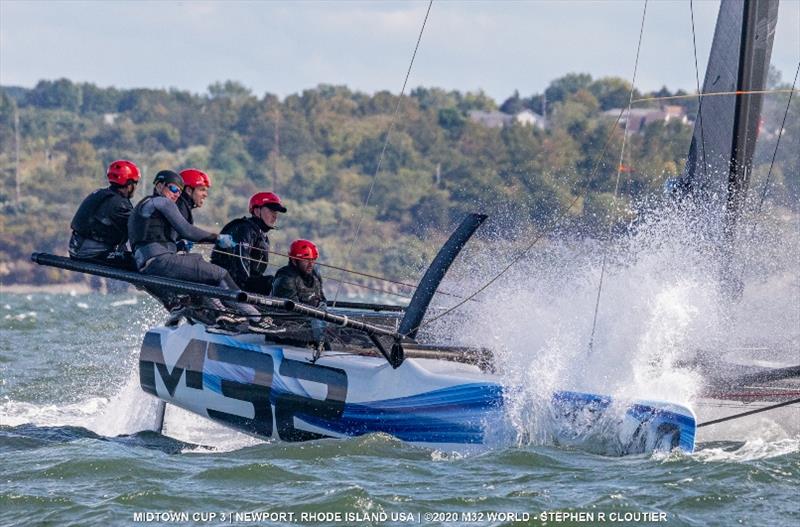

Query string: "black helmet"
[153, 170, 184, 189]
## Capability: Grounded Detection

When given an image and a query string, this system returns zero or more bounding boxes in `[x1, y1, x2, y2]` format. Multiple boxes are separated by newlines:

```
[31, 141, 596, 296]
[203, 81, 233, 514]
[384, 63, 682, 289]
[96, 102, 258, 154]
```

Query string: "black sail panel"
[681, 0, 778, 222]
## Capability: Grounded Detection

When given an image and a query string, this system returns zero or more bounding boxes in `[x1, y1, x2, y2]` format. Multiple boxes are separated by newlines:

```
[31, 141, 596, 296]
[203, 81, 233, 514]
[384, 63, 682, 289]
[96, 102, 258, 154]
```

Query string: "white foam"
[426, 202, 798, 447]
[91, 369, 165, 436]
[695, 437, 800, 462]
[3, 311, 37, 321]
[111, 298, 138, 307]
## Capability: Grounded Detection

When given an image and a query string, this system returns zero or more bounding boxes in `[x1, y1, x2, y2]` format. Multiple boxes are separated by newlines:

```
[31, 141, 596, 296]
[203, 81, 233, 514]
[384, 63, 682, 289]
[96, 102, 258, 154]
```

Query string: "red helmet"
[106, 160, 140, 186]
[179, 168, 211, 188]
[289, 239, 319, 260]
[249, 192, 287, 214]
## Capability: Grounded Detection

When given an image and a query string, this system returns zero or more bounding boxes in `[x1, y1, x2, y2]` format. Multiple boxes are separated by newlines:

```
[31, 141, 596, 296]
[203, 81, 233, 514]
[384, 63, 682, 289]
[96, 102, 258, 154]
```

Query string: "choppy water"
[1, 291, 798, 526]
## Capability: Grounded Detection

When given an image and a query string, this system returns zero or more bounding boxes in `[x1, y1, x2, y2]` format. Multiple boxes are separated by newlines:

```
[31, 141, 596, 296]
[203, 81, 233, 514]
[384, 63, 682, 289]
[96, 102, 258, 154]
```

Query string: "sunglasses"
[166, 184, 182, 193]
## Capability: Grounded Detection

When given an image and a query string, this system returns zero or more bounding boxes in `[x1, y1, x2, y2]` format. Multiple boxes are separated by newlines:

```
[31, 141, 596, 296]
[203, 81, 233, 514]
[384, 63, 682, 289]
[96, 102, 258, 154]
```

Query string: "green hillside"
[0, 74, 796, 288]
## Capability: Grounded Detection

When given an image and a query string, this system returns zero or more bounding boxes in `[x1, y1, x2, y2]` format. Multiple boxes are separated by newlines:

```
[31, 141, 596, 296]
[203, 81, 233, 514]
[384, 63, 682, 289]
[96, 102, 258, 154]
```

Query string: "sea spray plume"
[417, 193, 797, 447]
[92, 294, 174, 436]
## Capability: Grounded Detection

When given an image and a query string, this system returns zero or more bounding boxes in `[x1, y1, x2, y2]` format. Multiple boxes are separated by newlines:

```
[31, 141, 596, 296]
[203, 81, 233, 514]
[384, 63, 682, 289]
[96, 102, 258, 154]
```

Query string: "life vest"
[210, 216, 270, 279]
[70, 187, 130, 245]
[177, 193, 194, 224]
[273, 264, 324, 306]
[128, 196, 175, 250]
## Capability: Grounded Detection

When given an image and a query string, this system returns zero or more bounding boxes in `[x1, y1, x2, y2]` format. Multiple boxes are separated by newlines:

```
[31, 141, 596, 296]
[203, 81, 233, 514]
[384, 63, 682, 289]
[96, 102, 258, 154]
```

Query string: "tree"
[27, 79, 82, 112]
[588, 77, 636, 110]
[544, 73, 593, 105]
[500, 90, 525, 114]
[208, 80, 254, 102]
[351, 131, 418, 175]
[550, 90, 600, 137]
[80, 83, 121, 114]
[410, 87, 458, 111]
[0, 91, 17, 153]
[457, 90, 497, 112]
[64, 140, 100, 180]
[437, 107, 466, 137]
[136, 122, 181, 152]
[209, 132, 252, 182]
[411, 188, 452, 232]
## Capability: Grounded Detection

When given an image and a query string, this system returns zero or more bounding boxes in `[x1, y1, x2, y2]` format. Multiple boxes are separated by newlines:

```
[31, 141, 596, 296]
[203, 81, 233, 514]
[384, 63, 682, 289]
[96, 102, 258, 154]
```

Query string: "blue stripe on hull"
[293, 383, 505, 443]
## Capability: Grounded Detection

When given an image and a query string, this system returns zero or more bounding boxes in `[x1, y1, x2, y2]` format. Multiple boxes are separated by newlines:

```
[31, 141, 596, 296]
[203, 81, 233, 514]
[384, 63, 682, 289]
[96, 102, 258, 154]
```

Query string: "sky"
[1, 0, 798, 103]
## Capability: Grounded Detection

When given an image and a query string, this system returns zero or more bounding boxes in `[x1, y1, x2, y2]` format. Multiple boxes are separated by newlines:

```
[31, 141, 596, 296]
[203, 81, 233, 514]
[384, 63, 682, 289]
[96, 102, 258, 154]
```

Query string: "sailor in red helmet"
[210, 191, 287, 294]
[128, 170, 270, 330]
[68, 159, 140, 268]
[177, 168, 210, 219]
[174, 168, 211, 252]
[271, 239, 326, 307]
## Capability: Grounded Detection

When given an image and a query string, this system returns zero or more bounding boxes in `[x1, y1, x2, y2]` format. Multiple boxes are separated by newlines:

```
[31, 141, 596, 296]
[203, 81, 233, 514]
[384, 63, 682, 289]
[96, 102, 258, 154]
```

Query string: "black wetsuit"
[175, 192, 195, 252]
[210, 216, 273, 294]
[69, 186, 134, 268]
[128, 195, 260, 317]
[272, 263, 326, 307]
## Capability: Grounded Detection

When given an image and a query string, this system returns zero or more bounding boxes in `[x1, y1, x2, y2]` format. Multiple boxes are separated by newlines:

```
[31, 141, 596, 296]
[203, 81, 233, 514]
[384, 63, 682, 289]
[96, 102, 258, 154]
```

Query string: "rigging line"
[319, 273, 414, 300]
[696, 397, 800, 428]
[204, 247, 414, 300]
[689, 0, 709, 185]
[631, 89, 798, 104]
[331, 0, 434, 306]
[587, 0, 649, 355]
[755, 62, 799, 215]
[733, 62, 799, 290]
[207, 244, 476, 301]
[269, 247, 476, 301]
[323, 275, 411, 300]
[407, 107, 630, 335]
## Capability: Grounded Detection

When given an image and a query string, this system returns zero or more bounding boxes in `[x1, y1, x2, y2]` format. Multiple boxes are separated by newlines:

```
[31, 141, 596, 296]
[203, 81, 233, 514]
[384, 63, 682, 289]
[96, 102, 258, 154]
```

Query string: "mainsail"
[679, 0, 779, 232]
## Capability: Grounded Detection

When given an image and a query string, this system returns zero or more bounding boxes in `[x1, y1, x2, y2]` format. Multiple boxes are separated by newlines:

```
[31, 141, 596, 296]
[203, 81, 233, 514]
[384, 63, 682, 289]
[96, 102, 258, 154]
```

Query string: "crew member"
[175, 168, 211, 252]
[271, 239, 326, 307]
[69, 159, 140, 268]
[128, 170, 265, 325]
[210, 192, 287, 294]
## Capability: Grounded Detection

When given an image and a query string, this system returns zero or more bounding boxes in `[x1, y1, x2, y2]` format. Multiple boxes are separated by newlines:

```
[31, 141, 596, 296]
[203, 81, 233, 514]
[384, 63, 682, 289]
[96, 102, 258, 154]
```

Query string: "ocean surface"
[1, 292, 798, 527]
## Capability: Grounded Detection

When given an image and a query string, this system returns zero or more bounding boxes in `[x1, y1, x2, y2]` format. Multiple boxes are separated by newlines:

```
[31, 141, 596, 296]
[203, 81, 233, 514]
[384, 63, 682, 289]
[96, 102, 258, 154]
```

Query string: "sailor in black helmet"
[128, 170, 268, 329]
[68, 159, 140, 269]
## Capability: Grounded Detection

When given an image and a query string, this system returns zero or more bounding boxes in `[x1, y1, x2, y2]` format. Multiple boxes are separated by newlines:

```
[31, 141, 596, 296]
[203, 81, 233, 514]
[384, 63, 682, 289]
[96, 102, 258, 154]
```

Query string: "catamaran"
[31, 0, 799, 455]
[31, 212, 696, 457]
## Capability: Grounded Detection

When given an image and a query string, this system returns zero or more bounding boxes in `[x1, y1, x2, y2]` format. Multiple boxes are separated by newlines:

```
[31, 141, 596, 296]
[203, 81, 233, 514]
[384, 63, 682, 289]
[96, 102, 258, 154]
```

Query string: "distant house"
[469, 109, 547, 129]
[468, 110, 512, 128]
[103, 113, 119, 125]
[602, 105, 688, 133]
[514, 109, 547, 130]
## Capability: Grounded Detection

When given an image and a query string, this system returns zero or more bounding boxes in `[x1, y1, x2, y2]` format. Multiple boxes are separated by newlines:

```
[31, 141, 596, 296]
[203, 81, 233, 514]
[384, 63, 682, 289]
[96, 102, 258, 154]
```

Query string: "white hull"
[139, 323, 696, 455]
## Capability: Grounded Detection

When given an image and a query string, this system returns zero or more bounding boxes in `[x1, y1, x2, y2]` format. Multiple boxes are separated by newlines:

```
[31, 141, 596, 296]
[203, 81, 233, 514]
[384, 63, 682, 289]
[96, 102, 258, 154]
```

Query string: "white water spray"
[426, 201, 799, 446]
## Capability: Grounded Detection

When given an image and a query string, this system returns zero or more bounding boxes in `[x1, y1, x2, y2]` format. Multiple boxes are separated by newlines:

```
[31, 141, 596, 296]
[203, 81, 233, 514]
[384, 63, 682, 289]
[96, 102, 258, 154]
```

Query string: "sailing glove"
[217, 234, 236, 249]
[176, 240, 194, 252]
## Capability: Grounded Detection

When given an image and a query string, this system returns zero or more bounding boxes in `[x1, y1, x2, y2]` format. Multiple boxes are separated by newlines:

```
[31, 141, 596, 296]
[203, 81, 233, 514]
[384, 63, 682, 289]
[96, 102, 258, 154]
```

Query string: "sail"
[680, 0, 779, 226]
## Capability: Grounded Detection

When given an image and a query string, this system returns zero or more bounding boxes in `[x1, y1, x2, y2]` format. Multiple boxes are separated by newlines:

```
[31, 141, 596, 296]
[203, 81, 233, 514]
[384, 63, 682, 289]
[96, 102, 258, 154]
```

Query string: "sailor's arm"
[151, 196, 217, 243]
